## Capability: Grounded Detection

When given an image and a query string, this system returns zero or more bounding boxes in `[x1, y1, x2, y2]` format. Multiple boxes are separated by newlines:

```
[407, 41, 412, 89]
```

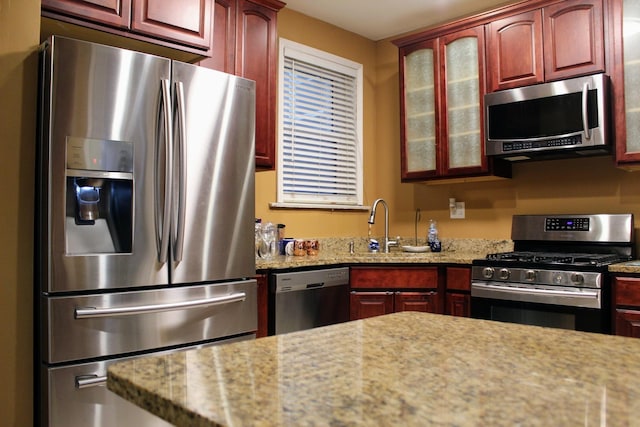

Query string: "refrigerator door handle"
[156, 78, 173, 264]
[173, 80, 187, 263]
[74, 292, 247, 318]
[75, 374, 107, 389]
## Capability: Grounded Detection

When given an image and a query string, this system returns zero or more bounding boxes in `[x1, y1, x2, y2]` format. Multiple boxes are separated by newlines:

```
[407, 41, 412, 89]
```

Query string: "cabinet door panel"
[487, 9, 543, 92]
[198, 0, 236, 73]
[399, 40, 440, 179]
[446, 292, 470, 317]
[613, 0, 640, 165]
[350, 266, 438, 289]
[42, 0, 131, 28]
[237, 0, 278, 169]
[615, 309, 640, 337]
[350, 292, 394, 320]
[543, 0, 605, 81]
[132, 0, 212, 49]
[395, 292, 438, 314]
[446, 267, 471, 292]
[440, 26, 488, 176]
[614, 277, 640, 306]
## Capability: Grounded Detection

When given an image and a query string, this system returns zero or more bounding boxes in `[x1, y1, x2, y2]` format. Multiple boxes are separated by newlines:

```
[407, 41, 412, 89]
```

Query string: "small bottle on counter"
[427, 220, 441, 252]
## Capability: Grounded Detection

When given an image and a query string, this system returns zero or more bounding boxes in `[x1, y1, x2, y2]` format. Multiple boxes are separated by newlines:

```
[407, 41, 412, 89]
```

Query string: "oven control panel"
[545, 217, 590, 231]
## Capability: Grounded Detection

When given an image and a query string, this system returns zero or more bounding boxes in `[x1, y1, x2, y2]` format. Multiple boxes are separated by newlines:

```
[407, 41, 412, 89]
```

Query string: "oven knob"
[554, 274, 564, 284]
[525, 270, 536, 281]
[499, 268, 510, 280]
[571, 273, 584, 285]
[482, 267, 495, 279]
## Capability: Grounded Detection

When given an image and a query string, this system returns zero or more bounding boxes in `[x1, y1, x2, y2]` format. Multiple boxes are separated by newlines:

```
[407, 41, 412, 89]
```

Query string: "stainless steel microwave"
[484, 73, 610, 161]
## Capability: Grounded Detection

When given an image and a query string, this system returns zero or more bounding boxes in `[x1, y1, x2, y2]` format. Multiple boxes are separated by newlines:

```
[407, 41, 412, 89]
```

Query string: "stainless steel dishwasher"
[269, 267, 350, 335]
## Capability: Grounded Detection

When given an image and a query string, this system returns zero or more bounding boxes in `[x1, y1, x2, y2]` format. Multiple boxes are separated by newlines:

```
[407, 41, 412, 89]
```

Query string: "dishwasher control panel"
[273, 267, 349, 293]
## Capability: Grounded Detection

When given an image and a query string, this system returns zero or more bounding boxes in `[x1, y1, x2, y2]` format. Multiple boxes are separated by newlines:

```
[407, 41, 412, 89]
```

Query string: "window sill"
[269, 202, 370, 211]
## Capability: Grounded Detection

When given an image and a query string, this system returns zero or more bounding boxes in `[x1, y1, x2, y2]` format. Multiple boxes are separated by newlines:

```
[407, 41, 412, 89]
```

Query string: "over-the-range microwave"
[484, 73, 610, 161]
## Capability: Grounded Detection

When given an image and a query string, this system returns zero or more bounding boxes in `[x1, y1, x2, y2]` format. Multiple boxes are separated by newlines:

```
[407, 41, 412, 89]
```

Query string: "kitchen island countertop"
[107, 311, 640, 426]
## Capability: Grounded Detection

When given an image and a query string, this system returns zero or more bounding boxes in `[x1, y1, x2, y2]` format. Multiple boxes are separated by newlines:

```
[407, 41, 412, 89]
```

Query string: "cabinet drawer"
[614, 277, 640, 307]
[350, 266, 438, 289]
[446, 267, 471, 291]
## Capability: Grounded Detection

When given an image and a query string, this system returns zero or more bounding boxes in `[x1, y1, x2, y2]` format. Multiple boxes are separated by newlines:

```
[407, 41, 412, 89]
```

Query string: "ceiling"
[283, 0, 520, 41]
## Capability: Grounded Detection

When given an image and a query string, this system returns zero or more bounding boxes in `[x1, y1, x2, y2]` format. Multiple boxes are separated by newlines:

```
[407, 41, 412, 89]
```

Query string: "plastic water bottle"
[428, 220, 441, 252]
[427, 220, 438, 244]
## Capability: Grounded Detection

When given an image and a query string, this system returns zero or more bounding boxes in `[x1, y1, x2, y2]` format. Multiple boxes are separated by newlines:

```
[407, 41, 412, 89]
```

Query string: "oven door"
[470, 282, 610, 334]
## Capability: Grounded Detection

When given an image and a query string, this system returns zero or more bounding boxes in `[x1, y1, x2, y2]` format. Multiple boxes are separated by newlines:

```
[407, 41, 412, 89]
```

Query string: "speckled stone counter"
[256, 237, 514, 270]
[107, 311, 640, 426]
[608, 260, 640, 274]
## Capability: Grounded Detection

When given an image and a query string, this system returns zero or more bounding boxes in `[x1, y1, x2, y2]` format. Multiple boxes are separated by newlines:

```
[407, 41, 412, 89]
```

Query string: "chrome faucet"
[368, 198, 398, 253]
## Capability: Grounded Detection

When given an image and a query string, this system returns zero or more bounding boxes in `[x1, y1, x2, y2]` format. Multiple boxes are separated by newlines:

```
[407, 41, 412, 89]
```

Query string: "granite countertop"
[256, 237, 514, 270]
[254, 237, 640, 275]
[108, 311, 640, 426]
[608, 260, 640, 274]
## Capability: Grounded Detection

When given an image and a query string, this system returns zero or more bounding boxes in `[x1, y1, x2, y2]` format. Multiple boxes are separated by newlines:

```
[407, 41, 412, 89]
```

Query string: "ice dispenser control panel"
[66, 137, 133, 173]
[65, 137, 134, 255]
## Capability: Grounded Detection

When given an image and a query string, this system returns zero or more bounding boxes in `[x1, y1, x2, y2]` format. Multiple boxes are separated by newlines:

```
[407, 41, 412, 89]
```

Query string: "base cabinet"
[256, 273, 268, 338]
[445, 293, 470, 317]
[444, 267, 471, 317]
[613, 276, 640, 337]
[350, 291, 438, 320]
[349, 266, 440, 320]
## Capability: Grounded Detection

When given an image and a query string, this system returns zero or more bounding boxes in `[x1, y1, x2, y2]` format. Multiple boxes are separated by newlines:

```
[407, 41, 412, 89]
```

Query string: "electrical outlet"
[450, 202, 465, 219]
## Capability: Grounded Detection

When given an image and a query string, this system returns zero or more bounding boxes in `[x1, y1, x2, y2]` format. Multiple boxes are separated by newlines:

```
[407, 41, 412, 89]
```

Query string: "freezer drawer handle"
[75, 374, 106, 389]
[74, 292, 247, 319]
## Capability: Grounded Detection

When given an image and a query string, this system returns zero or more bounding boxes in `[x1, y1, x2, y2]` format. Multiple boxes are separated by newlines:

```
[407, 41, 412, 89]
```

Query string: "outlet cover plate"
[450, 202, 465, 219]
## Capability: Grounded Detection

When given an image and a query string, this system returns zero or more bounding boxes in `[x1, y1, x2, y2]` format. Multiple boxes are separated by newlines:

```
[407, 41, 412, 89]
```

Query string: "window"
[275, 38, 364, 209]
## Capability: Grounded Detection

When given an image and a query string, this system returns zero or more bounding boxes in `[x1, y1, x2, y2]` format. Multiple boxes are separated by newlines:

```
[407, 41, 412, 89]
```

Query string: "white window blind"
[276, 39, 363, 208]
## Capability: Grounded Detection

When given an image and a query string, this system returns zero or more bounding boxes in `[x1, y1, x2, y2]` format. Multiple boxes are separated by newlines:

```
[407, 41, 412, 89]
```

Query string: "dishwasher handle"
[306, 282, 324, 289]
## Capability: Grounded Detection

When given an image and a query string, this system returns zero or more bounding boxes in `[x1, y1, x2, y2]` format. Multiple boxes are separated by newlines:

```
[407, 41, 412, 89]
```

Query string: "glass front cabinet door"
[440, 27, 487, 177]
[614, 0, 640, 166]
[396, 26, 506, 182]
[399, 39, 439, 180]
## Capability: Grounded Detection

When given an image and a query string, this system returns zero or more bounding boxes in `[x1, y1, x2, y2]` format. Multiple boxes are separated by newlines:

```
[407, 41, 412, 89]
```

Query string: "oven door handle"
[74, 292, 246, 319]
[472, 282, 599, 298]
[471, 282, 600, 308]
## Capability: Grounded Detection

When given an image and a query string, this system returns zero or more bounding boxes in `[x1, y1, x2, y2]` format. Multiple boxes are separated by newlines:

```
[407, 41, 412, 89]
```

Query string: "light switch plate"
[450, 202, 465, 219]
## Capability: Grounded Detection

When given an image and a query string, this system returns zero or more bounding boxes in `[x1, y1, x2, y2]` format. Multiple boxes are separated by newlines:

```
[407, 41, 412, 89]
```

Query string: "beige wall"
[1, 0, 40, 426]
[264, 8, 640, 244]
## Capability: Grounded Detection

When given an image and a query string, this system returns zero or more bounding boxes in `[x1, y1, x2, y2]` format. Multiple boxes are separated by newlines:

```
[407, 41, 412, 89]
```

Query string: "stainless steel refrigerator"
[35, 36, 257, 427]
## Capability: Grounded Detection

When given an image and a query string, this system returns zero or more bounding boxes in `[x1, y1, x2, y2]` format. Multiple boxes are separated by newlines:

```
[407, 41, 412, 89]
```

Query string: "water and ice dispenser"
[65, 137, 133, 254]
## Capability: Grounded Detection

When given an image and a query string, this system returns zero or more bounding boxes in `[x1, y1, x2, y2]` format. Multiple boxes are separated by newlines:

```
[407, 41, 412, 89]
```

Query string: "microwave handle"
[582, 81, 591, 140]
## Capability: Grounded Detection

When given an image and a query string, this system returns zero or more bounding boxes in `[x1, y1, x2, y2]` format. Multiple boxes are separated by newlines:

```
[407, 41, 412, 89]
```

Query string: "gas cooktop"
[484, 251, 630, 267]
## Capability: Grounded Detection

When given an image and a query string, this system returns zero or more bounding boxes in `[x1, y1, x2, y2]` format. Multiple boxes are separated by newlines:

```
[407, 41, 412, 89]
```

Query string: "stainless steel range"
[471, 214, 634, 333]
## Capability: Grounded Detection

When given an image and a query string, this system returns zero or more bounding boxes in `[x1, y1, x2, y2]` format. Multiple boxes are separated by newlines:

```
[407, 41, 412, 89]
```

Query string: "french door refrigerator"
[35, 36, 257, 427]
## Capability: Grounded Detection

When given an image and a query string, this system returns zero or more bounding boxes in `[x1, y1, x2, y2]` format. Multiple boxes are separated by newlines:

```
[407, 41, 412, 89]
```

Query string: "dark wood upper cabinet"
[542, 0, 605, 81]
[131, 0, 212, 50]
[610, 0, 640, 166]
[486, 10, 544, 91]
[395, 25, 510, 182]
[236, 0, 282, 169]
[41, 0, 214, 53]
[198, 0, 237, 73]
[199, 0, 284, 169]
[486, 0, 605, 92]
[41, 0, 132, 28]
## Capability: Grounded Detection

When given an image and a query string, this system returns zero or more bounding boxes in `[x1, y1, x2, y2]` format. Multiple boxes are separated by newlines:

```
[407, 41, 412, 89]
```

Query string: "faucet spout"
[368, 198, 397, 253]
